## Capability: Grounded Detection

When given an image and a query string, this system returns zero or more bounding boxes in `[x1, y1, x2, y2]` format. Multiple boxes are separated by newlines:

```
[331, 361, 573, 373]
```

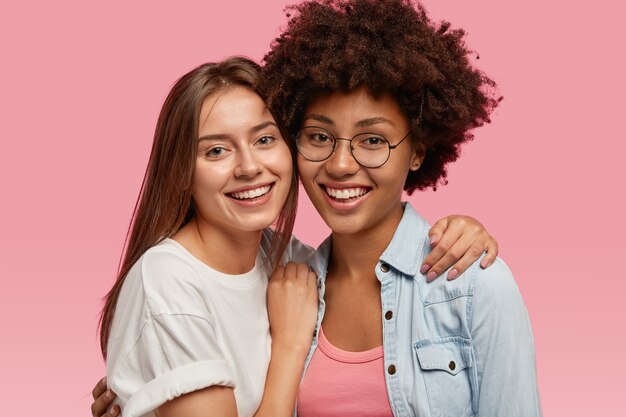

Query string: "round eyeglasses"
[295, 126, 412, 168]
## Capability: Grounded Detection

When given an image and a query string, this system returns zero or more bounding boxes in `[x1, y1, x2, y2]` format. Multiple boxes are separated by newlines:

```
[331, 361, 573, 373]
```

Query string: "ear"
[409, 143, 426, 171]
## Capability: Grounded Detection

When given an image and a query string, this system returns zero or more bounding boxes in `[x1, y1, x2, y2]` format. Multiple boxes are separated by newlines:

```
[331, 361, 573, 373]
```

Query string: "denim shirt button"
[380, 263, 390, 273]
[388, 364, 396, 375]
[448, 360, 456, 371]
[385, 310, 393, 320]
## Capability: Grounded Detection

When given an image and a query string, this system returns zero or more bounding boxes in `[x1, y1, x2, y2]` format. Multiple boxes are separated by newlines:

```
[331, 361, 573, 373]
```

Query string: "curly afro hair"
[261, 0, 501, 192]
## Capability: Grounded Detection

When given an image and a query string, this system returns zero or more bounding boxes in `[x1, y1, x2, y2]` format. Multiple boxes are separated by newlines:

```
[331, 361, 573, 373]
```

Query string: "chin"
[320, 215, 366, 236]
[226, 208, 280, 232]
[244, 215, 281, 231]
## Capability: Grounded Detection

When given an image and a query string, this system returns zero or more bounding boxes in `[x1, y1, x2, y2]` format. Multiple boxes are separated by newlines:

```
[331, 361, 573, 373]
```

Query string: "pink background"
[1, 0, 624, 415]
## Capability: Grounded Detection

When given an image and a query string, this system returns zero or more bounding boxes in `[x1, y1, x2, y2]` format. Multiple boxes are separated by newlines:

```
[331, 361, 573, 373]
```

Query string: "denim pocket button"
[414, 338, 474, 416]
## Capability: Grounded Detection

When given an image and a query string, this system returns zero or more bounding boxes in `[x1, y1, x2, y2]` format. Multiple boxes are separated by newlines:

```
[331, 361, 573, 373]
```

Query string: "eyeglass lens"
[296, 127, 391, 168]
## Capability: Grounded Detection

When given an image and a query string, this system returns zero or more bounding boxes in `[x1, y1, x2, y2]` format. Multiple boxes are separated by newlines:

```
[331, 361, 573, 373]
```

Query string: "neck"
[173, 217, 263, 274]
[328, 203, 404, 283]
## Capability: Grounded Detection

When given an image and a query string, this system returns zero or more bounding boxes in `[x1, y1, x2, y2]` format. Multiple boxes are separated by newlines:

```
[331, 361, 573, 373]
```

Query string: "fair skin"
[91, 88, 498, 417]
[175, 86, 292, 273]
[155, 264, 316, 417]
[153, 86, 317, 417]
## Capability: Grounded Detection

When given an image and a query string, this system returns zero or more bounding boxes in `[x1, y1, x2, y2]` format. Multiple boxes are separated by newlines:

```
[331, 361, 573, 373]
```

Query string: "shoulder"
[283, 233, 315, 263]
[469, 257, 532, 332]
[471, 257, 521, 304]
[415, 256, 522, 311]
[259, 228, 315, 264]
[128, 240, 211, 316]
[139, 239, 198, 278]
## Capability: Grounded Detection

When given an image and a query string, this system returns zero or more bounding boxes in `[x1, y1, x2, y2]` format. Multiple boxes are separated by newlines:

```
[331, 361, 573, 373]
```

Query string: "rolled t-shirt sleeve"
[116, 314, 235, 417]
[107, 248, 236, 417]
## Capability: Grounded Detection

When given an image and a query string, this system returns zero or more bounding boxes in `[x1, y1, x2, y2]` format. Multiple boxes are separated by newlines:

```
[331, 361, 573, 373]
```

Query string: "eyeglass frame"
[294, 93, 425, 169]
[294, 127, 413, 168]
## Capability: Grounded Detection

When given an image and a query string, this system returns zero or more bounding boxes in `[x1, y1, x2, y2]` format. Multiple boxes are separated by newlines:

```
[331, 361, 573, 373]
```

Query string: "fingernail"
[447, 269, 458, 280]
[101, 376, 107, 385]
[427, 271, 437, 281]
[429, 235, 438, 245]
[106, 389, 113, 399]
[110, 407, 119, 416]
[420, 264, 430, 274]
[480, 259, 490, 268]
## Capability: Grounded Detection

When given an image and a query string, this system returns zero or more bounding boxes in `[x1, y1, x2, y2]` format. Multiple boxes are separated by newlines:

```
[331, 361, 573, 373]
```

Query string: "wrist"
[271, 339, 311, 358]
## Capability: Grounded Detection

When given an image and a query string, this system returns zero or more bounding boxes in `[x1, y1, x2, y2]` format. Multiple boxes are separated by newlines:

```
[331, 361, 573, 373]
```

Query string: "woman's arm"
[91, 259, 316, 417]
[255, 262, 318, 415]
[152, 262, 318, 417]
[422, 215, 498, 281]
[471, 260, 541, 415]
[284, 214, 497, 282]
[92, 346, 311, 417]
[155, 386, 237, 417]
[91, 350, 313, 417]
[154, 350, 308, 417]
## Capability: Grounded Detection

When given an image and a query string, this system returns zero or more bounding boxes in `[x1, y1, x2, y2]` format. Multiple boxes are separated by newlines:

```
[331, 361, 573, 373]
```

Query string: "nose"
[234, 147, 263, 178]
[324, 138, 360, 178]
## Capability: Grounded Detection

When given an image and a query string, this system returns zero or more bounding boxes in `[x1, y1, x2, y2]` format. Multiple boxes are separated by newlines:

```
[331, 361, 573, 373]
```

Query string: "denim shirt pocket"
[414, 337, 478, 417]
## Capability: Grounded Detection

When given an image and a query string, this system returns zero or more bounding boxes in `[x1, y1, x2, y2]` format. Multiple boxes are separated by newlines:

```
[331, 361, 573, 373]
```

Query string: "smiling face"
[192, 86, 293, 236]
[297, 87, 424, 237]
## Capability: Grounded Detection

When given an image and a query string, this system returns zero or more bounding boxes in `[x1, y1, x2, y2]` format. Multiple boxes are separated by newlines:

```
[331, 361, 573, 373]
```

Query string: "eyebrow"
[354, 117, 396, 128]
[304, 113, 396, 128]
[304, 113, 335, 126]
[198, 120, 279, 142]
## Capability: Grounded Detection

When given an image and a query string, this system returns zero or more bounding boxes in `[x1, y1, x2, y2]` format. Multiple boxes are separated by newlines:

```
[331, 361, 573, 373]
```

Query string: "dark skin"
[91, 378, 119, 417]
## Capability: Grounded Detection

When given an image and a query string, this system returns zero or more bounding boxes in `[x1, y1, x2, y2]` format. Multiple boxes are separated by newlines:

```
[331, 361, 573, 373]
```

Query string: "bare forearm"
[256, 262, 318, 416]
[155, 386, 237, 417]
[254, 343, 309, 417]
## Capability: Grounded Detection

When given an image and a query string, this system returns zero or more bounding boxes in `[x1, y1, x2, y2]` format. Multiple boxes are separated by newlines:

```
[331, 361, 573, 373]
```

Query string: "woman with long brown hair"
[92, 55, 499, 417]
[100, 56, 318, 417]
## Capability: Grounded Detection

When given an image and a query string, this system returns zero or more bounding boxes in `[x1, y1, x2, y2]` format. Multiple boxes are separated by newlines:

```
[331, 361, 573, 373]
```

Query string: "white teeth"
[325, 186, 368, 200]
[231, 185, 271, 200]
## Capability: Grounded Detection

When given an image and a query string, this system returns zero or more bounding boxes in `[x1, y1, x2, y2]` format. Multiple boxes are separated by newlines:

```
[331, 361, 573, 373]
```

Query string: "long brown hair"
[98, 57, 298, 358]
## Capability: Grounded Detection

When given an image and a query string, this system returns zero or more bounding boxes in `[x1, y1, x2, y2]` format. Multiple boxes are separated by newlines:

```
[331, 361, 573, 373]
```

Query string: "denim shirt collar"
[309, 235, 332, 281]
[301, 203, 542, 416]
[308, 202, 429, 280]
[379, 203, 429, 277]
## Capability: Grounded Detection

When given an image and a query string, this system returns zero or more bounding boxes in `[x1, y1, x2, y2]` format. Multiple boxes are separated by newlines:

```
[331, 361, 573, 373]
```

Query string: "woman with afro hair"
[90, 0, 540, 416]
[260, 0, 541, 415]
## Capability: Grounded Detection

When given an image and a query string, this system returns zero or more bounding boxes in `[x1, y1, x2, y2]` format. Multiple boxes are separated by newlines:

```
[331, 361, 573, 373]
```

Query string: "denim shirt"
[303, 203, 541, 417]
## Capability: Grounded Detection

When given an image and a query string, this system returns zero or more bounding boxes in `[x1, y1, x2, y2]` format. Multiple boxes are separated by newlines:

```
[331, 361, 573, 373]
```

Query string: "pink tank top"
[297, 327, 394, 416]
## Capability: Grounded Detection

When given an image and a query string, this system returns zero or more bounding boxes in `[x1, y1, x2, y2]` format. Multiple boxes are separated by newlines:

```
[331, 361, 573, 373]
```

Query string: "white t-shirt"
[106, 230, 313, 417]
